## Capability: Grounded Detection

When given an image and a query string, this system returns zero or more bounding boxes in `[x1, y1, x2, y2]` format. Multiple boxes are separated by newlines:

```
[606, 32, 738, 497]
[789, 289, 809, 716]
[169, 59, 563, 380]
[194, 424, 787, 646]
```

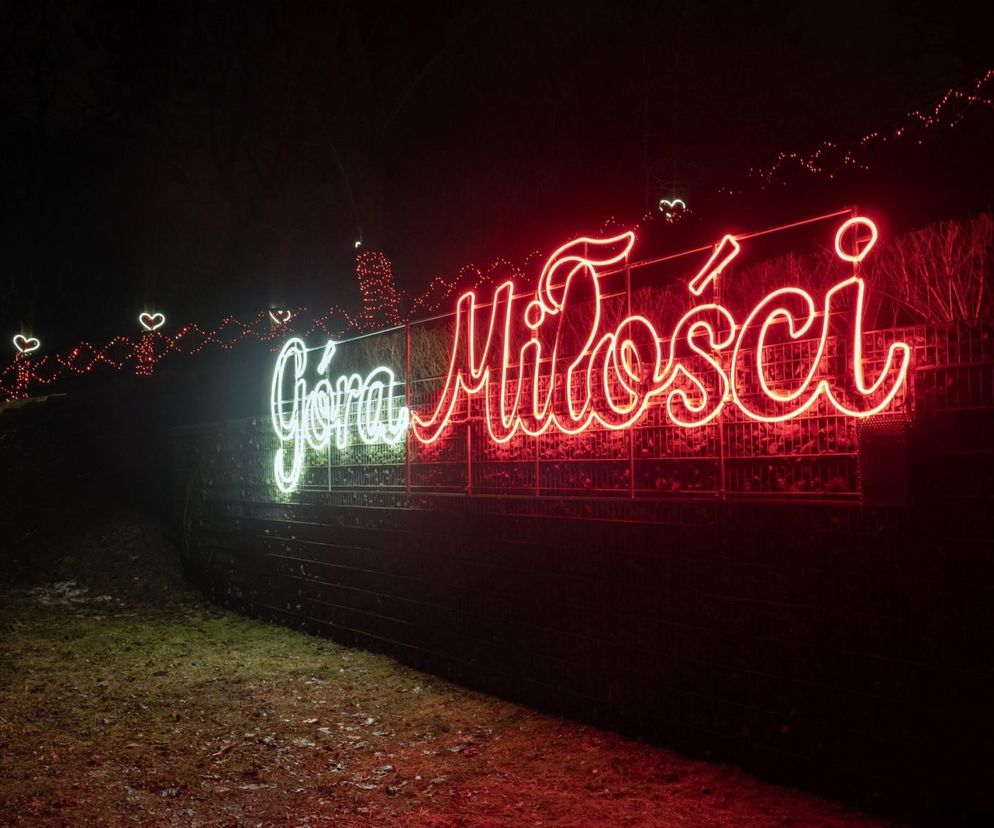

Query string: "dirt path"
[0, 498, 900, 828]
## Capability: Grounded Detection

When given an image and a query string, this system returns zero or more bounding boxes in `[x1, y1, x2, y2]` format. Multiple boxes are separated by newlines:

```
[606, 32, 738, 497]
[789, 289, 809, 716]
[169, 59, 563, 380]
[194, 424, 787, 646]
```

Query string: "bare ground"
[0, 491, 897, 827]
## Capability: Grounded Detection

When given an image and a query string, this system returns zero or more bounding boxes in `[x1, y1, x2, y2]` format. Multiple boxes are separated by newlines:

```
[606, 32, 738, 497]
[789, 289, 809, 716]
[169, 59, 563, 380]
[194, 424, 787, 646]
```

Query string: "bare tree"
[865, 213, 993, 324]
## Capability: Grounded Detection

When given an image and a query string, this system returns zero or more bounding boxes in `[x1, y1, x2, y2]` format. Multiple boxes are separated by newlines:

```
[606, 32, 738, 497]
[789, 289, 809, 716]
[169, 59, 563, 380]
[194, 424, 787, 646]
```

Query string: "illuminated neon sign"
[269, 215, 912, 491]
[271, 338, 409, 492]
[412, 217, 909, 444]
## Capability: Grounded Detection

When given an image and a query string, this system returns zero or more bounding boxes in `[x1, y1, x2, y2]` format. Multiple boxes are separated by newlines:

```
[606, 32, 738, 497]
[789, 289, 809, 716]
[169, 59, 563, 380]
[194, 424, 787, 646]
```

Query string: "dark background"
[3, 0, 994, 353]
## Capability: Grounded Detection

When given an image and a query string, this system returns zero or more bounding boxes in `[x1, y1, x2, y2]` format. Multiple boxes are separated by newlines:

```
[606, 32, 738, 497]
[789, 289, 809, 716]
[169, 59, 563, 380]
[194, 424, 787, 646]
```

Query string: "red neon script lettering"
[411, 218, 911, 444]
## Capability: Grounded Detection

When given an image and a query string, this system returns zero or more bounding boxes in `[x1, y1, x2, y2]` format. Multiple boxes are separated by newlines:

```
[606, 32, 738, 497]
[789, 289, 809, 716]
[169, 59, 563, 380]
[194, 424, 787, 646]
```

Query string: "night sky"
[2, 1, 993, 349]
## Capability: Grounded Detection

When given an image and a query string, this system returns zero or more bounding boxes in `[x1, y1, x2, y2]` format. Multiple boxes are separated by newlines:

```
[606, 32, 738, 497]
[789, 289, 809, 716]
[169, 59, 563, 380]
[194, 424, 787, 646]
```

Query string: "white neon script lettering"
[271, 337, 409, 492]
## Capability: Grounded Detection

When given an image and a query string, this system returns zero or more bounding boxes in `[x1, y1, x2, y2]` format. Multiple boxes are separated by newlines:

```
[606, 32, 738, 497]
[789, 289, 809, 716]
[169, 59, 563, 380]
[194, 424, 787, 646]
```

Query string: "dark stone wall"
[177, 410, 993, 823]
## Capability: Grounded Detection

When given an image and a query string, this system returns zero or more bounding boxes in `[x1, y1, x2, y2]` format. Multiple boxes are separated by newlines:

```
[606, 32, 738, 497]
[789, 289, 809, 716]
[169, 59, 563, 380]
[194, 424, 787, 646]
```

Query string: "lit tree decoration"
[268, 309, 292, 325]
[356, 250, 402, 330]
[136, 312, 166, 377]
[10, 335, 40, 399]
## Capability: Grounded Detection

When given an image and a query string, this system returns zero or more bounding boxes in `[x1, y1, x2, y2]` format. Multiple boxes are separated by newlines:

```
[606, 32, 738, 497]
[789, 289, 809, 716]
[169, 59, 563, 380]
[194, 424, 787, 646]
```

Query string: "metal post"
[627, 260, 635, 498]
[405, 322, 412, 496]
[714, 269, 726, 500]
[466, 421, 473, 495]
[535, 430, 540, 497]
[718, 416, 726, 500]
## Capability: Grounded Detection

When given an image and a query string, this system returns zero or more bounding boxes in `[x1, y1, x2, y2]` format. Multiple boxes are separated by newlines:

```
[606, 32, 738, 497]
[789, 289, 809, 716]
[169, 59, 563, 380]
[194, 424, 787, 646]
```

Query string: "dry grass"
[0, 497, 900, 827]
[0, 403, 897, 828]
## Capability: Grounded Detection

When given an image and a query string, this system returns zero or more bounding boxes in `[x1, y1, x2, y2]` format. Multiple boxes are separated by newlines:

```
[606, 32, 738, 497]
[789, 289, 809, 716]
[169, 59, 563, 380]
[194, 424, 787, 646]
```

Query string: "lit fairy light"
[356, 250, 402, 330]
[750, 66, 994, 187]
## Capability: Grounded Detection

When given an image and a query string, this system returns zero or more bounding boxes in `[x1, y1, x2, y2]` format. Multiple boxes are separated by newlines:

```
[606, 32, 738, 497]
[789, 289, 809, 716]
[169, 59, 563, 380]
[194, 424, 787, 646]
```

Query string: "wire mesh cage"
[255, 320, 992, 506]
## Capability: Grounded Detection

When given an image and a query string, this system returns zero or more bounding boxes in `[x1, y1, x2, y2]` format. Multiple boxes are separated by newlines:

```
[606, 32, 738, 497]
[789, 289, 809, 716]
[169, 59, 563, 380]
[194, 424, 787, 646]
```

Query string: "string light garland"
[1, 287, 396, 400]
[413, 66, 994, 306]
[744, 67, 994, 188]
[0, 311, 291, 400]
[3, 66, 991, 403]
[408, 253, 546, 318]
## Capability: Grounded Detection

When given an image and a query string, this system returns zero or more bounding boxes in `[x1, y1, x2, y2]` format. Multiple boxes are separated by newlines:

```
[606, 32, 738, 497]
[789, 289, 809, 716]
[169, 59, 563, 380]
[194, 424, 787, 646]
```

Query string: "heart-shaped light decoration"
[269, 309, 292, 324]
[658, 198, 687, 223]
[13, 334, 40, 354]
[139, 312, 166, 331]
